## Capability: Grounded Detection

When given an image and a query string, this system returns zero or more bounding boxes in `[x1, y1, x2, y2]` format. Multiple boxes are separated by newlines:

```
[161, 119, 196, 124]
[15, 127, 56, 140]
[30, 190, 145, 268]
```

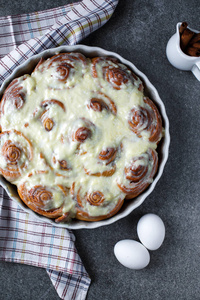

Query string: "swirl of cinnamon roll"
[84, 144, 119, 177]
[73, 127, 92, 143]
[71, 183, 124, 221]
[41, 114, 54, 131]
[117, 148, 158, 199]
[0, 130, 33, 180]
[18, 182, 70, 221]
[2, 141, 21, 163]
[36, 53, 87, 87]
[128, 97, 162, 143]
[104, 67, 129, 90]
[71, 118, 94, 144]
[58, 159, 70, 170]
[98, 147, 117, 165]
[40, 99, 65, 132]
[55, 63, 73, 82]
[29, 186, 53, 209]
[0, 77, 27, 116]
[51, 155, 72, 177]
[87, 191, 105, 206]
[87, 92, 117, 115]
[91, 57, 143, 91]
[91, 57, 119, 78]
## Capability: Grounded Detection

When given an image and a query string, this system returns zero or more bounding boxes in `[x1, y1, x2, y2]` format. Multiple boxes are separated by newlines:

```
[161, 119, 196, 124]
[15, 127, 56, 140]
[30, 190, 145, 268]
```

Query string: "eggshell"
[137, 213, 165, 251]
[114, 239, 150, 270]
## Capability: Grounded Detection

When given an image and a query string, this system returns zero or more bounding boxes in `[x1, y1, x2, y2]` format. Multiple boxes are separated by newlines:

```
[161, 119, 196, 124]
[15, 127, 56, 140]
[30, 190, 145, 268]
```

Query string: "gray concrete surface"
[0, 0, 200, 299]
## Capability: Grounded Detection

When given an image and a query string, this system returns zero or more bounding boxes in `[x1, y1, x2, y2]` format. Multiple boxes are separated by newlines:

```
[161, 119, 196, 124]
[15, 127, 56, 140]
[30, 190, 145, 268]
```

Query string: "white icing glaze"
[0, 54, 162, 220]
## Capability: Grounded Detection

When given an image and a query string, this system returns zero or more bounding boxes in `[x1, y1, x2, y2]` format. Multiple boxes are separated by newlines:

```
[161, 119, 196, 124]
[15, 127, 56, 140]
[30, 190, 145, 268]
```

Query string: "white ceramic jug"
[166, 22, 200, 81]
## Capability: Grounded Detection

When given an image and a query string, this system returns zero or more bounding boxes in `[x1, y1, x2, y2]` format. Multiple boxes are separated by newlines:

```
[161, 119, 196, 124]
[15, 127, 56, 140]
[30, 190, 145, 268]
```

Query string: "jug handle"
[192, 61, 200, 81]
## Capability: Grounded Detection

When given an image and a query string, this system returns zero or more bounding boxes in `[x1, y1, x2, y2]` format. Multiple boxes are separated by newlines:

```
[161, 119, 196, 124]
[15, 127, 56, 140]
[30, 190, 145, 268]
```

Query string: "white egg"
[114, 239, 150, 270]
[137, 213, 165, 251]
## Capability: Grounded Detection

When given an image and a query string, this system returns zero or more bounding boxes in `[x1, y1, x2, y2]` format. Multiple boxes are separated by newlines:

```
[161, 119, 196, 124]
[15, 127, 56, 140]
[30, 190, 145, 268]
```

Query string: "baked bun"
[0, 53, 163, 223]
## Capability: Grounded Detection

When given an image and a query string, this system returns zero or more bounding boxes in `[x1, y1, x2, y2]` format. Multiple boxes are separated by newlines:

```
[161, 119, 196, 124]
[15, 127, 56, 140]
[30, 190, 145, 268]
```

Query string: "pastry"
[0, 52, 163, 222]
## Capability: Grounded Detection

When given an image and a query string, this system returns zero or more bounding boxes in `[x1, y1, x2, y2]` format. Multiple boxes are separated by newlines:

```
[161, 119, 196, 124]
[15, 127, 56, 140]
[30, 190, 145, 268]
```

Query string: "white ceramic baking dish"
[0, 45, 170, 229]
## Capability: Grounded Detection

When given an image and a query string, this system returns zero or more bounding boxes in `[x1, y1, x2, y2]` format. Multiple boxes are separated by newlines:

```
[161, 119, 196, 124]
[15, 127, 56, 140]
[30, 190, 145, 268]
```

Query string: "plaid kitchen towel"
[0, 0, 119, 299]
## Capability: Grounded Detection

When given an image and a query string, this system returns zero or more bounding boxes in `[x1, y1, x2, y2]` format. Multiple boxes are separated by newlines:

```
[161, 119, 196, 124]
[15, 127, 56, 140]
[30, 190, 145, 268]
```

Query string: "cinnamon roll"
[0, 76, 27, 116]
[35, 52, 87, 89]
[0, 130, 33, 181]
[18, 182, 71, 222]
[91, 57, 143, 91]
[117, 148, 158, 199]
[128, 97, 162, 143]
[71, 182, 124, 221]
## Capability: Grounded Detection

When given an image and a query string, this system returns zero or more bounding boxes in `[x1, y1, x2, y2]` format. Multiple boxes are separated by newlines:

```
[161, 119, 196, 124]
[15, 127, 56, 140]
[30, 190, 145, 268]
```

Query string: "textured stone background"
[0, 0, 200, 299]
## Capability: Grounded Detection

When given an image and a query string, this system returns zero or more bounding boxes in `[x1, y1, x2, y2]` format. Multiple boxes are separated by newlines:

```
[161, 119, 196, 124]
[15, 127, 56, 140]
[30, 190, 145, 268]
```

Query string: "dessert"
[0, 52, 163, 222]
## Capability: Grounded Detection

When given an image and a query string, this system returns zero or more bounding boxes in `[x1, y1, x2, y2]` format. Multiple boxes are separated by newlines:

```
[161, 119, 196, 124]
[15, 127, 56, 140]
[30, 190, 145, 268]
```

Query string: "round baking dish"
[0, 45, 170, 229]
